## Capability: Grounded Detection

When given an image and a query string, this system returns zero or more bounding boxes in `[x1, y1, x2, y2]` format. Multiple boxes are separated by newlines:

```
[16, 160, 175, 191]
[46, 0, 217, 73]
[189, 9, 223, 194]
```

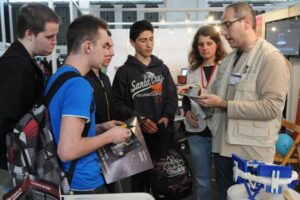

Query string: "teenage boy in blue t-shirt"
[45, 15, 130, 194]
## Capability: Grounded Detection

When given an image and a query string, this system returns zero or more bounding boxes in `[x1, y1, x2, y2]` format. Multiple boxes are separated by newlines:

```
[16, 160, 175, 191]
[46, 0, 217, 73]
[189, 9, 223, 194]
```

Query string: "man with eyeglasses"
[194, 2, 291, 199]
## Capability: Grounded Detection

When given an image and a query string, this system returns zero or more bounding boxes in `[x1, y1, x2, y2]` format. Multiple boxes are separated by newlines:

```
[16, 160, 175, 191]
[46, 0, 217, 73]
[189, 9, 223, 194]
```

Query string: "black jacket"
[112, 55, 177, 124]
[0, 40, 44, 169]
[85, 70, 115, 124]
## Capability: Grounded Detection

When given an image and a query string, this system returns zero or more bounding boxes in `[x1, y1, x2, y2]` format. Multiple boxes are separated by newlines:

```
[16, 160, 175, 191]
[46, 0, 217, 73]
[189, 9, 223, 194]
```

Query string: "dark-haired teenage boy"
[0, 3, 59, 169]
[112, 19, 178, 192]
[45, 15, 130, 193]
[85, 30, 115, 127]
[85, 30, 116, 193]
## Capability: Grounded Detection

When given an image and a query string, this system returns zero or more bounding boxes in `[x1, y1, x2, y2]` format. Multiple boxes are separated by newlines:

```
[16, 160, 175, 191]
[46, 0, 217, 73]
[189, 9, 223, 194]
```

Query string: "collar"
[5, 40, 34, 61]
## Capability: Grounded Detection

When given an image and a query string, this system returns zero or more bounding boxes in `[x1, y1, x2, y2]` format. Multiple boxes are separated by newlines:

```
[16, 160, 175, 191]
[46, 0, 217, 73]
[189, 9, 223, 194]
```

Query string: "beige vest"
[212, 39, 288, 147]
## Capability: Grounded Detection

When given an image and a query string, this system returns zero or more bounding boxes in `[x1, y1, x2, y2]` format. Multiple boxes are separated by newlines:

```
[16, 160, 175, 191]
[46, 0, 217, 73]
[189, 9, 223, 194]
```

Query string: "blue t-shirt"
[45, 66, 104, 190]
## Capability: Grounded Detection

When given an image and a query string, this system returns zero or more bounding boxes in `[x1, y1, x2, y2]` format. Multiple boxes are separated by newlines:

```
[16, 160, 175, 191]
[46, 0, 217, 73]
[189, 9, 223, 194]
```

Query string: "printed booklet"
[98, 117, 153, 184]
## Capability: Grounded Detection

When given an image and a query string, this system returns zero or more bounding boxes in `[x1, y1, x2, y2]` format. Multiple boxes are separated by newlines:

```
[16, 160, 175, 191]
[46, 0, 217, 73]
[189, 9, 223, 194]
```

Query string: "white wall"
[107, 28, 230, 84]
[106, 28, 195, 84]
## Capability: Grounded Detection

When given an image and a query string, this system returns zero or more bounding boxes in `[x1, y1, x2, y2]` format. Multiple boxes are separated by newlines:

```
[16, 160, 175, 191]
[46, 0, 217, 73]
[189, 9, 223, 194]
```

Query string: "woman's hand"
[192, 93, 227, 109]
[185, 111, 198, 128]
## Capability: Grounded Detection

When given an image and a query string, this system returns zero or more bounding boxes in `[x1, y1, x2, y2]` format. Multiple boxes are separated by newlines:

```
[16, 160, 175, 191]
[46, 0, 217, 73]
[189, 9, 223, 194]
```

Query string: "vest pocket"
[237, 82, 256, 92]
[236, 120, 270, 138]
[253, 121, 270, 137]
[236, 82, 258, 101]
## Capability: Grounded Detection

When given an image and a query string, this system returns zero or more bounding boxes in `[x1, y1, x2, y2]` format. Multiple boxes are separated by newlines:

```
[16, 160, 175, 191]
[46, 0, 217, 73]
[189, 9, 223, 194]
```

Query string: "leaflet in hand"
[179, 92, 207, 99]
[178, 84, 206, 99]
[98, 117, 153, 184]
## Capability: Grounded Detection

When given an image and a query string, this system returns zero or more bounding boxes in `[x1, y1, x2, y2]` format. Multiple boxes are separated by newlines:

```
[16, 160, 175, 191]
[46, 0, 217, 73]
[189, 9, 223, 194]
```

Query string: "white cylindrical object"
[227, 184, 285, 200]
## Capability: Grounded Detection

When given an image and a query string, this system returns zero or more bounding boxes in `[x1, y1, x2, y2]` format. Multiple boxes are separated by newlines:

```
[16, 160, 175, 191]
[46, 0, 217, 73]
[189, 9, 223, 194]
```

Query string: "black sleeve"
[112, 68, 136, 121]
[162, 67, 178, 122]
[0, 59, 35, 138]
[182, 96, 191, 114]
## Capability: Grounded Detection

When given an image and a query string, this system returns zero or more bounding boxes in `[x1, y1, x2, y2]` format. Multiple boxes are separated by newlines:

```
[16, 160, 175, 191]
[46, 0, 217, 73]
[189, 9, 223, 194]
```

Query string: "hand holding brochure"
[178, 84, 207, 99]
[178, 92, 207, 99]
[98, 117, 153, 184]
[178, 85, 213, 119]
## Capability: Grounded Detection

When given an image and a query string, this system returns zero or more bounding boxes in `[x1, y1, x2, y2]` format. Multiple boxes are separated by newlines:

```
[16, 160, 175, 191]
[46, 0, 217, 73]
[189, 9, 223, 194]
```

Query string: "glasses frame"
[221, 17, 245, 29]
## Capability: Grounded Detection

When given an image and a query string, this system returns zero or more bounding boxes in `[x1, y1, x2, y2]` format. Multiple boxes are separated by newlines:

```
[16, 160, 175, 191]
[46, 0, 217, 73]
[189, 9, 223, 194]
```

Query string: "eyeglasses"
[221, 17, 245, 29]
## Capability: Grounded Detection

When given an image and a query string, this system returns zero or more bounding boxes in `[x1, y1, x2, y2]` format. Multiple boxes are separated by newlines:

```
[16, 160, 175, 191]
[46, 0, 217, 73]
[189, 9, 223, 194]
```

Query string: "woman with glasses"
[182, 25, 226, 200]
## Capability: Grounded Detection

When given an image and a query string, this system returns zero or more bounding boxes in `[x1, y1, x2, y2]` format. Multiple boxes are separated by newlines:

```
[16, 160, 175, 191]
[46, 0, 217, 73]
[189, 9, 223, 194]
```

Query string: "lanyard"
[200, 63, 217, 89]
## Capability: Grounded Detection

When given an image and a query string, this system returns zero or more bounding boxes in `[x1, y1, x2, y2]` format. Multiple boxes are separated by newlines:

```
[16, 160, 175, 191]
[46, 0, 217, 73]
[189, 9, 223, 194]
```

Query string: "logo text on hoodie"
[131, 72, 164, 99]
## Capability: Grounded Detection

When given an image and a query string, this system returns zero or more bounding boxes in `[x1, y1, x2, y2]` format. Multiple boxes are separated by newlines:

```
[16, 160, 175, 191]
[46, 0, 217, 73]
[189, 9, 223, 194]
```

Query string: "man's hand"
[96, 120, 125, 133]
[192, 93, 228, 109]
[158, 117, 169, 128]
[141, 118, 158, 135]
[108, 126, 131, 144]
[185, 111, 198, 128]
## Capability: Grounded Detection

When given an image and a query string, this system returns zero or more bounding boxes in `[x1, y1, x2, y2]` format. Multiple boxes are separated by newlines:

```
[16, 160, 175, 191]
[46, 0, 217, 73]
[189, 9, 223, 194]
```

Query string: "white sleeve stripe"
[62, 114, 91, 123]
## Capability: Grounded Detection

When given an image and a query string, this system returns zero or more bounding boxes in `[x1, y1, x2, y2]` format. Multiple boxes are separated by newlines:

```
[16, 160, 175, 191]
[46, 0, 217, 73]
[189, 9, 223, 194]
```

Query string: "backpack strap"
[65, 99, 94, 186]
[44, 70, 93, 186]
[44, 71, 80, 107]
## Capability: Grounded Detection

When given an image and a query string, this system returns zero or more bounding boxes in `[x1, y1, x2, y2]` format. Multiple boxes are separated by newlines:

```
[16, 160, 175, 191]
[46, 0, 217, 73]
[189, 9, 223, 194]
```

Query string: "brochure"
[178, 92, 207, 99]
[98, 117, 153, 184]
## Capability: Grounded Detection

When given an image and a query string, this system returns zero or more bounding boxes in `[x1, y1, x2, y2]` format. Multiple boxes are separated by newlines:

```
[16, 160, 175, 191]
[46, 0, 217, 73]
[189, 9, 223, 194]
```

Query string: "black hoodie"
[112, 55, 177, 124]
[0, 40, 44, 169]
[85, 70, 115, 124]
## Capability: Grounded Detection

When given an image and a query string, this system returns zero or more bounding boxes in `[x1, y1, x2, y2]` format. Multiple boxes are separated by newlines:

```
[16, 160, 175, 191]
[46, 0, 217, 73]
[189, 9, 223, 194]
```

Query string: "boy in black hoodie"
[112, 19, 178, 192]
[0, 3, 59, 170]
[85, 30, 116, 193]
[85, 30, 115, 128]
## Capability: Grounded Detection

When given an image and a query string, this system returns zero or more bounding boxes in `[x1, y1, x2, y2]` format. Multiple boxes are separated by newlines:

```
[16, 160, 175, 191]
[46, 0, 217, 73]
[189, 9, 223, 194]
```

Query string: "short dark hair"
[67, 15, 108, 54]
[226, 2, 256, 30]
[129, 19, 153, 41]
[17, 3, 60, 39]
[188, 25, 226, 71]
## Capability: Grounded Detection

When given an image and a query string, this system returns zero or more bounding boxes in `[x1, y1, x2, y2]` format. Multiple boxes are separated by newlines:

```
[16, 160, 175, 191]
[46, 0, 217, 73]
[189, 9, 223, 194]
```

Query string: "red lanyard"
[200, 63, 217, 89]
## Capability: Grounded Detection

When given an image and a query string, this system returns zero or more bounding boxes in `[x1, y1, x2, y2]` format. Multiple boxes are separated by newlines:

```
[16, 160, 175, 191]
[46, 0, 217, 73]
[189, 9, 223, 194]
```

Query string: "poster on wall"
[98, 117, 153, 184]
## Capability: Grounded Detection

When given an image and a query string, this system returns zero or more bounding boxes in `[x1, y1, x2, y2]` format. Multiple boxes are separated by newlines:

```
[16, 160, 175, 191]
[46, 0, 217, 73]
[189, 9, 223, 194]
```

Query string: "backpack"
[6, 71, 85, 194]
[147, 127, 193, 200]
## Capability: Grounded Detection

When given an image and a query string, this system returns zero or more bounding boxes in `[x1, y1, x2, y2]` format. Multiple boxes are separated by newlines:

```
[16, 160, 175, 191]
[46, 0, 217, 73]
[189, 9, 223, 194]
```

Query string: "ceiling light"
[186, 27, 192, 34]
[208, 16, 214, 22]
[214, 26, 220, 32]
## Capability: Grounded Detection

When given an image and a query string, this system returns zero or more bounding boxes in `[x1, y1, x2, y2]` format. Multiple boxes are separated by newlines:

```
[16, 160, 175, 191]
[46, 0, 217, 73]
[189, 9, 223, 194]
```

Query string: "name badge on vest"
[229, 73, 241, 85]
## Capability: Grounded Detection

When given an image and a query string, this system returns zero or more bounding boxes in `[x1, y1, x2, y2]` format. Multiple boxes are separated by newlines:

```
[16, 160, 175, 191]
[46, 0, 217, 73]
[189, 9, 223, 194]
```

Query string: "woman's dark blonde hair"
[188, 25, 226, 71]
